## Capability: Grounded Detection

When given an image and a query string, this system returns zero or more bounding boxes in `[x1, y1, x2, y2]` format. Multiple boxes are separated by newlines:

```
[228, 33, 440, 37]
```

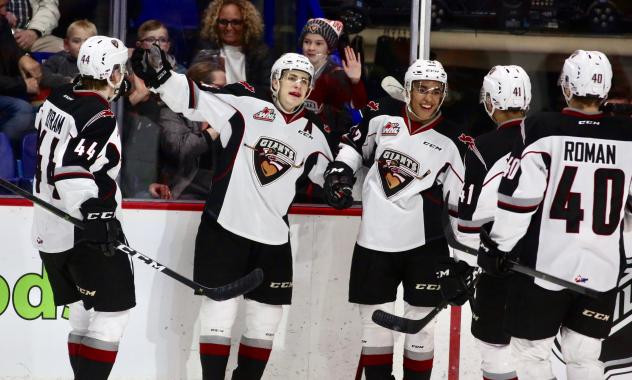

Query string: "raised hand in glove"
[324, 161, 355, 210]
[478, 229, 512, 277]
[130, 44, 172, 89]
[79, 198, 124, 257]
[435, 257, 477, 306]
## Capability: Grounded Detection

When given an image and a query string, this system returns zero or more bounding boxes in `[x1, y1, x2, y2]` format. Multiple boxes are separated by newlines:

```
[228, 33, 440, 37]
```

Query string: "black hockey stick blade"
[372, 301, 448, 334]
[0, 177, 263, 301]
[440, 194, 601, 299]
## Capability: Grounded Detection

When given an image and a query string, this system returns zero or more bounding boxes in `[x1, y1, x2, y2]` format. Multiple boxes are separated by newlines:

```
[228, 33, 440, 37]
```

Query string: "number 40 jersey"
[490, 108, 632, 292]
[32, 85, 123, 253]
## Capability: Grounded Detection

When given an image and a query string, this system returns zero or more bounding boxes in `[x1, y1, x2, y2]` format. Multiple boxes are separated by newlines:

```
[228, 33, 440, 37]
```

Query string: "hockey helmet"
[480, 65, 531, 118]
[404, 59, 448, 104]
[77, 36, 128, 87]
[558, 50, 612, 103]
[270, 53, 315, 91]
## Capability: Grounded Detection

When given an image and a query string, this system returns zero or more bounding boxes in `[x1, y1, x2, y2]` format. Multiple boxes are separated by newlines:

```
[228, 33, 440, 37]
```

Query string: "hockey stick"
[372, 300, 448, 334]
[0, 178, 263, 301]
[381, 76, 406, 102]
[440, 198, 601, 299]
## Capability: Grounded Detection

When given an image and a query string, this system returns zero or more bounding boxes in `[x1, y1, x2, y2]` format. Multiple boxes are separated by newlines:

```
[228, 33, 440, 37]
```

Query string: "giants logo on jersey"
[377, 149, 420, 197]
[381, 122, 400, 136]
[250, 137, 298, 186]
[253, 107, 276, 122]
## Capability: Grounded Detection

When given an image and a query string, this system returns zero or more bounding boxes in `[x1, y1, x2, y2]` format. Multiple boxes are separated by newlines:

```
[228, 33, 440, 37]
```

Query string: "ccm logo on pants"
[270, 282, 293, 289]
[415, 284, 441, 290]
[582, 309, 610, 321]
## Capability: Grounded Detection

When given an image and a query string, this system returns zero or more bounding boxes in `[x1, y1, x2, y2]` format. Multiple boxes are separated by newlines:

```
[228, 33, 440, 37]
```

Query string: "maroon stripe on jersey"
[498, 200, 539, 213]
[68, 342, 80, 356]
[53, 172, 95, 181]
[359, 353, 393, 366]
[457, 224, 480, 233]
[78, 344, 117, 363]
[403, 357, 433, 372]
[237, 343, 272, 361]
[200, 343, 230, 356]
[482, 172, 504, 187]
[187, 77, 196, 109]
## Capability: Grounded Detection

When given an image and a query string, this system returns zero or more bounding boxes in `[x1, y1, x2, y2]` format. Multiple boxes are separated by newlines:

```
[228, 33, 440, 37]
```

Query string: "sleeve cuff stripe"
[457, 225, 480, 233]
[53, 172, 95, 181]
[498, 200, 539, 213]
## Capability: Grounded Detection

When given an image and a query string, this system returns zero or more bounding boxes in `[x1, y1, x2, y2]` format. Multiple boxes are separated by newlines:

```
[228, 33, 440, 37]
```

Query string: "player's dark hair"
[78, 76, 108, 90]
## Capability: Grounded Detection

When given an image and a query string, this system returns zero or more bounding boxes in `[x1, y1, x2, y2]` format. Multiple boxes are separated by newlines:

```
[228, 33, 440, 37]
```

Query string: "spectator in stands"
[6, 0, 63, 52]
[299, 18, 368, 153]
[40, 19, 96, 89]
[128, 19, 185, 107]
[149, 58, 225, 200]
[0, 6, 39, 154]
[196, 0, 271, 86]
[121, 19, 188, 198]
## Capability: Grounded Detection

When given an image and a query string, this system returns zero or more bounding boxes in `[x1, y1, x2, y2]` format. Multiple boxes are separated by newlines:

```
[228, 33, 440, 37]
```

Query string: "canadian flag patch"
[253, 107, 276, 122]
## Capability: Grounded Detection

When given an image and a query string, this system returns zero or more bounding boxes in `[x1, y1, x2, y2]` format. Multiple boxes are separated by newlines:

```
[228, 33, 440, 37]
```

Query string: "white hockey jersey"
[32, 85, 123, 253]
[491, 108, 632, 292]
[154, 73, 333, 245]
[335, 98, 467, 252]
[455, 118, 523, 266]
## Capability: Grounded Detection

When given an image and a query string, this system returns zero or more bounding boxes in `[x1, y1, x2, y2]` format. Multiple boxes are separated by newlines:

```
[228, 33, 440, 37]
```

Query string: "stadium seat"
[19, 132, 38, 191]
[0, 133, 19, 194]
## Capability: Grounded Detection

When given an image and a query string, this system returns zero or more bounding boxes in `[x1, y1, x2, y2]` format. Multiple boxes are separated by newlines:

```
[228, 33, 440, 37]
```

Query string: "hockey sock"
[200, 336, 231, 380]
[74, 337, 118, 380]
[402, 350, 433, 380]
[356, 348, 395, 380]
[231, 337, 273, 380]
[67, 332, 84, 376]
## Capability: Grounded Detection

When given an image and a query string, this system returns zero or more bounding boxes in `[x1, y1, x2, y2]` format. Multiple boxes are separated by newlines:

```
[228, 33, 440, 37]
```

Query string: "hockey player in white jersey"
[453, 65, 532, 380]
[324, 59, 467, 380]
[478, 50, 632, 380]
[32, 36, 134, 380]
[131, 47, 332, 380]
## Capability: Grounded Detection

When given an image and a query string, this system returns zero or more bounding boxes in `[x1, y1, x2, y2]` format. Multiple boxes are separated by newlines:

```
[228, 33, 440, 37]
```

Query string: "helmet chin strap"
[106, 75, 124, 102]
[562, 85, 574, 107]
[271, 81, 311, 114]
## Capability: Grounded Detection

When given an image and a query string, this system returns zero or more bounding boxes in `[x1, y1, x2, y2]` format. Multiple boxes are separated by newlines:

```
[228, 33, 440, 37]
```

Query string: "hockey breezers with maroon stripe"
[0, 178, 263, 301]
[371, 195, 601, 334]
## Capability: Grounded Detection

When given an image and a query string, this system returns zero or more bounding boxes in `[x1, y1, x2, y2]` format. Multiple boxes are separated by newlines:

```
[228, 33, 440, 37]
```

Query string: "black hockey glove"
[323, 161, 355, 210]
[435, 257, 477, 306]
[130, 44, 172, 89]
[477, 229, 512, 277]
[79, 198, 124, 257]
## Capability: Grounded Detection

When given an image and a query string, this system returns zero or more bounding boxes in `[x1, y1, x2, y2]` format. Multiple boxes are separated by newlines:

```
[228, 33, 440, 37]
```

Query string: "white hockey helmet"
[270, 53, 315, 91]
[480, 65, 532, 118]
[404, 59, 448, 104]
[558, 50, 612, 103]
[77, 36, 128, 88]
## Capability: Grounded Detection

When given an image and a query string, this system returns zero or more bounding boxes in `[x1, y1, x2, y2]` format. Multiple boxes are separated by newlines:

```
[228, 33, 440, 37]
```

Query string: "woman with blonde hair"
[196, 0, 272, 86]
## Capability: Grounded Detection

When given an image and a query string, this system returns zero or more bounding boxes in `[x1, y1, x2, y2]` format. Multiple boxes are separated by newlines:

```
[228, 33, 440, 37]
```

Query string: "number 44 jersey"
[31, 85, 123, 253]
[490, 108, 632, 292]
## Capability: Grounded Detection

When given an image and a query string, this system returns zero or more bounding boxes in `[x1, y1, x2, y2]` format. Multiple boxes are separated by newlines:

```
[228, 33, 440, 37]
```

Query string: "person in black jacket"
[195, 0, 272, 86]
[0, 6, 40, 153]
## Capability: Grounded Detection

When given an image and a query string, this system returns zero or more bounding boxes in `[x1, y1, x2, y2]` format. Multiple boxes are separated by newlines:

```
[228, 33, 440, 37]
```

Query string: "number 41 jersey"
[32, 85, 122, 253]
[491, 108, 632, 292]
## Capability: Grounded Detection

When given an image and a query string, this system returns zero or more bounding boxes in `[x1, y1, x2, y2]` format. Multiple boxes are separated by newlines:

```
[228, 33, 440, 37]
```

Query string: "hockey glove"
[130, 44, 172, 89]
[323, 161, 355, 210]
[79, 198, 124, 257]
[435, 257, 477, 306]
[478, 229, 512, 277]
